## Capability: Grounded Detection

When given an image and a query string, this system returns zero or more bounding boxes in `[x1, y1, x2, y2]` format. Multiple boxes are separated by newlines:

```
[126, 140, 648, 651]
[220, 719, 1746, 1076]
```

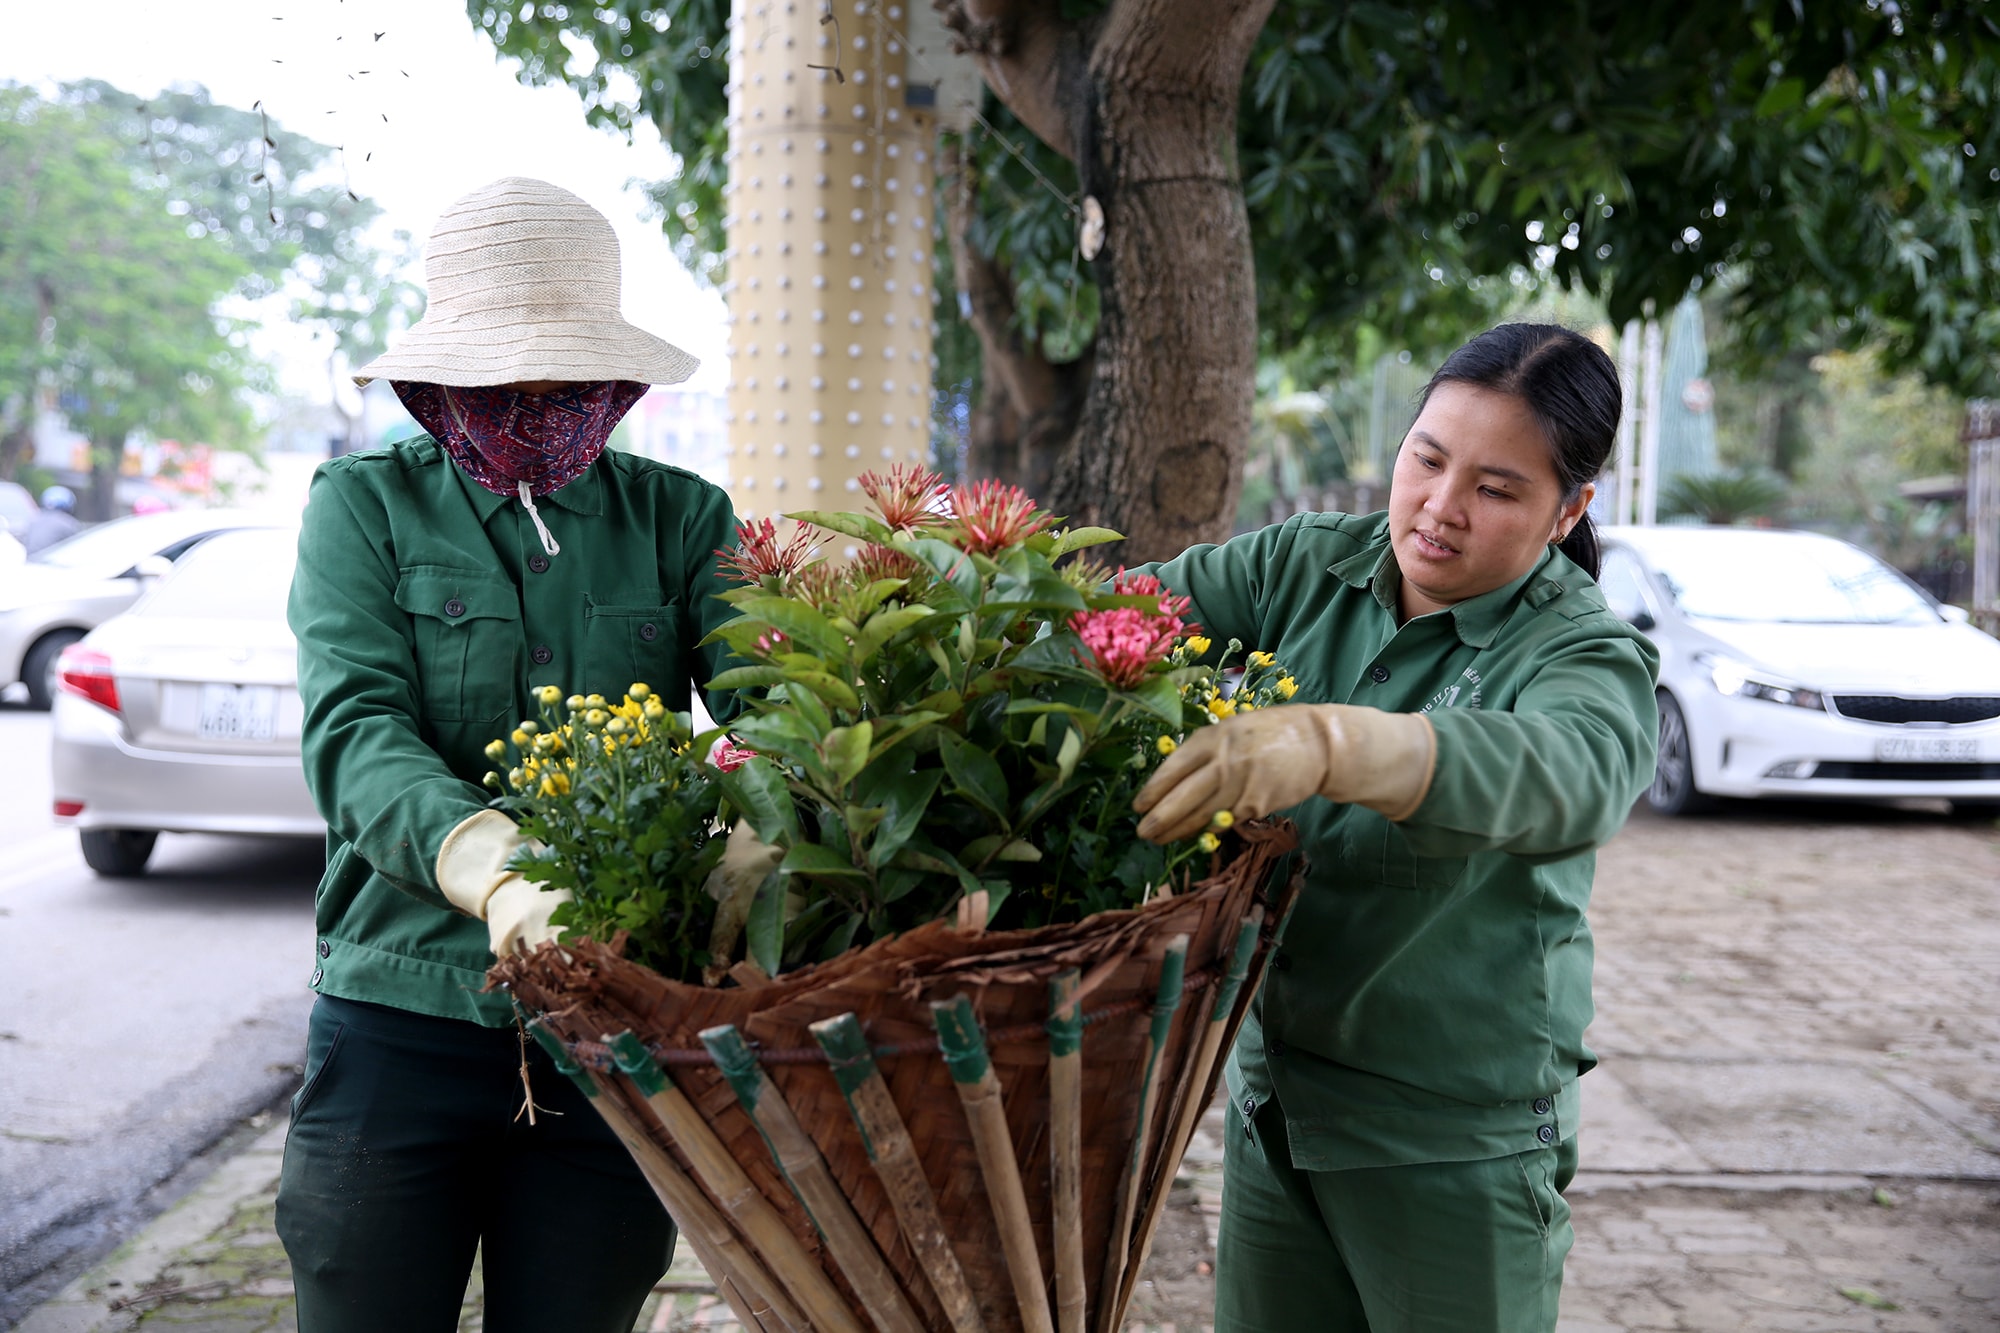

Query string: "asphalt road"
[0, 705, 321, 1325]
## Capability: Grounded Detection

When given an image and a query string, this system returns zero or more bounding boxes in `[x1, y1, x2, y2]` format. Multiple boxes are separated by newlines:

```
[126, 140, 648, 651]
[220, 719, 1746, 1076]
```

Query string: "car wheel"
[21, 629, 84, 711]
[80, 829, 158, 877]
[1647, 691, 1711, 817]
[1951, 800, 2000, 823]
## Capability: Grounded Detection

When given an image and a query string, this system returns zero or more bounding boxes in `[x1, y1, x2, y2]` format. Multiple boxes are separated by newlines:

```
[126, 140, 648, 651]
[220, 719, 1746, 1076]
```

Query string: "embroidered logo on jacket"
[1422, 666, 1483, 713]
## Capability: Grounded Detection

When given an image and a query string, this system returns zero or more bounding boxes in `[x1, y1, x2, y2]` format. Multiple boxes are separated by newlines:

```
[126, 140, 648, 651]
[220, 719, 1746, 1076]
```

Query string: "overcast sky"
[1, 0, 730, 398]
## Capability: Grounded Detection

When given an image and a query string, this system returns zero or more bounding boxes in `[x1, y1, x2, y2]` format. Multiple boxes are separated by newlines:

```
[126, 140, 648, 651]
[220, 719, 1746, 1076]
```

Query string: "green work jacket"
[287, 437, 742, 1026]
[1145, 511, 1659, 1170]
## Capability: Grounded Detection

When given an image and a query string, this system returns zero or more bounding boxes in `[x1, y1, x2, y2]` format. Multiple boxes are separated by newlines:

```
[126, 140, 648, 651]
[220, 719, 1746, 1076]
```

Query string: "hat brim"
[352, 315, 699, 388]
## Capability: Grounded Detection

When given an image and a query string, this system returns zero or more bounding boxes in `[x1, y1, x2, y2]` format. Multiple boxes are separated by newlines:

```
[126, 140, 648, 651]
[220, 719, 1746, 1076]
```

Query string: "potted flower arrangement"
[485, 469, 1300, 1333]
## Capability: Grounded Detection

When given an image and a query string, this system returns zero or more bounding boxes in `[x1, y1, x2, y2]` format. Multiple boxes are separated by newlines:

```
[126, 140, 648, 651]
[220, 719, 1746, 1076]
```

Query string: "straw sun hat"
[352, 177, 699, 388]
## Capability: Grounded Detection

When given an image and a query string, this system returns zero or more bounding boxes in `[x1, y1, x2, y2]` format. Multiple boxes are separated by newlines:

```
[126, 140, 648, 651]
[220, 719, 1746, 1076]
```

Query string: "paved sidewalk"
[12, 806, 1999, 1331]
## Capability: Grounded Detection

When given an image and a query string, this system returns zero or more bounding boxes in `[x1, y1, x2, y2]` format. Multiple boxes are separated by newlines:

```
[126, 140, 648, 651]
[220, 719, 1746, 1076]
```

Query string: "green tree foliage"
[0, 81, 421, 496]
[468, 2, 2000, 473]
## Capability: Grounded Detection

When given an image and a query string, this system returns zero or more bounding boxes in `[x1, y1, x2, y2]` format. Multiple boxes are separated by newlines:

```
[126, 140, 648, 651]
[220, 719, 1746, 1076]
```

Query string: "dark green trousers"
[275, 996, 674, 1333]
[1216, 1097, 1576, 1333]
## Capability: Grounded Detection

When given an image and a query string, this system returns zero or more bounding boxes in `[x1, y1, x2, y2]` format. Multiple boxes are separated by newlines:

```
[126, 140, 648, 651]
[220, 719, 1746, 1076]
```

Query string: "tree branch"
[933, 0, 1090, 161]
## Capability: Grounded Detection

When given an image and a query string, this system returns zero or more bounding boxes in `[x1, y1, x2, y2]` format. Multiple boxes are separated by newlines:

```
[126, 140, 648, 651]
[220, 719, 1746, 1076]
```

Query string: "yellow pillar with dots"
[722, 0, 944, 536]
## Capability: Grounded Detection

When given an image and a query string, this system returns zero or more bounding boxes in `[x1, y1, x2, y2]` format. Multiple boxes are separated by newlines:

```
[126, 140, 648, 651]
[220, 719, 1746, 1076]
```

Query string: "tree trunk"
[939, 0, 1273, 562]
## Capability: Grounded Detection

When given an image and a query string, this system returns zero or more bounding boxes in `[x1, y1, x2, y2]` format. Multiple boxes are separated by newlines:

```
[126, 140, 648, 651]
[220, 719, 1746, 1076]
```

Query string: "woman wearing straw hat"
[278, 177, 740, 1331]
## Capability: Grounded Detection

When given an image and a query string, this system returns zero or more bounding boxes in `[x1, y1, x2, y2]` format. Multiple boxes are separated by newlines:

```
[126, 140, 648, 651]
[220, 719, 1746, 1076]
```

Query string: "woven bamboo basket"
[492, 819, 1299, 1333]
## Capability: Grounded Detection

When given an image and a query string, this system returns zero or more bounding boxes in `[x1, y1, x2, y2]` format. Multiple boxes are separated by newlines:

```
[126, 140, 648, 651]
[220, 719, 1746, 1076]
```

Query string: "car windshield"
[137, 530, 299, 620]
[31, 516, 197, 575]
[1645, 534, 1939, 625]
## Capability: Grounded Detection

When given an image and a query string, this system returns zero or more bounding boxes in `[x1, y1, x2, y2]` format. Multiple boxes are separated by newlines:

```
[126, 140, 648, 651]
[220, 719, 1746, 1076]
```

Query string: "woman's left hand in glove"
[1133, 703, 1437, 843]
[435, 808, 571, 957]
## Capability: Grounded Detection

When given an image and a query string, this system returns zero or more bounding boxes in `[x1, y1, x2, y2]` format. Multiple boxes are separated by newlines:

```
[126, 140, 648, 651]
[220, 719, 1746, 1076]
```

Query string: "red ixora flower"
[716, 517, 816, 586]
[1068, 569, 1198, 688]
[857, 464, 949, 532]
[946, 479, 1051, 555]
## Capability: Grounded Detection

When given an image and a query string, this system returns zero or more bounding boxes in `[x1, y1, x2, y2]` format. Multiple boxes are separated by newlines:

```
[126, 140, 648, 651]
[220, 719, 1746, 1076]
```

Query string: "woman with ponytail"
[1132, 324, 1658, 1332]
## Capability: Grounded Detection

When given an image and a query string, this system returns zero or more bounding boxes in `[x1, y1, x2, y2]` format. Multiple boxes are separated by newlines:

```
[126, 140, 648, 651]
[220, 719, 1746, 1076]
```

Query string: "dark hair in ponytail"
[1414, 323, 1621, 579]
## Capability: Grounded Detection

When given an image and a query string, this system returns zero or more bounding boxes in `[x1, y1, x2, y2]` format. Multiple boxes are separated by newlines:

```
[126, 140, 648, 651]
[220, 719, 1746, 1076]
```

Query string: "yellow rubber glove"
[435, 808, 570, 957]
[1134, 703, 1437, 843]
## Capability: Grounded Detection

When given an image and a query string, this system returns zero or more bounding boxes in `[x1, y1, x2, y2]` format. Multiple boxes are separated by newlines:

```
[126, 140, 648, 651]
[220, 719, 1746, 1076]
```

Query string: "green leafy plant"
[702, 468, 1295, 978]
[483, 685, 728, 983]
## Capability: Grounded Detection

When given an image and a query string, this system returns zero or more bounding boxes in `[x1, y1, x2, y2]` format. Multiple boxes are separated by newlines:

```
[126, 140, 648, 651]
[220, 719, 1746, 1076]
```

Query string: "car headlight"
[1697, 652, 1826, 711]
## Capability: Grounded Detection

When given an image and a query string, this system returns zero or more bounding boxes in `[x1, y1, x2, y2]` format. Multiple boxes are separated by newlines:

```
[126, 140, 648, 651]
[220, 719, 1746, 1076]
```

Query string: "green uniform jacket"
[1146, 512, 1659, 1170]
[287, 437, 742, 1026]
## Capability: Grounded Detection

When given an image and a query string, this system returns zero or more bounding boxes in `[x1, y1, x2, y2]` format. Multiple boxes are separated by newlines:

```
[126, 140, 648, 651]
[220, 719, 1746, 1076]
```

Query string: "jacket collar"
[438, 436, 606, 520]
[1329, 521, 1562, 650]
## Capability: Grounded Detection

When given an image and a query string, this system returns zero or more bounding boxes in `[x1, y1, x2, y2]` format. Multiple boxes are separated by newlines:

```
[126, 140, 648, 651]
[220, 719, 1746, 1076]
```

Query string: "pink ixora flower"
[946, 479, 1051, 555]
[716, 517, 816, 586]
[711, 740, 757, 773]
[1069, 570, 1197, 688]
[857, 464, 949, 532]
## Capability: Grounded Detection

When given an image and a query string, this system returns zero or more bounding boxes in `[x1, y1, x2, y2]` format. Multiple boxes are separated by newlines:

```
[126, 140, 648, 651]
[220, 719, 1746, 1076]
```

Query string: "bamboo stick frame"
[809, 1013, 990, 1333]
[1045, 970, 1086, 1333]
[1094, 935, 1189, 1333]
[525, 1022, 796, 1333]
[932, 994, 1056, 1333]
[1113, 907, 1264, 1316]
[701, 1025, 928, 1333]
[604, 1030, 869, 1333]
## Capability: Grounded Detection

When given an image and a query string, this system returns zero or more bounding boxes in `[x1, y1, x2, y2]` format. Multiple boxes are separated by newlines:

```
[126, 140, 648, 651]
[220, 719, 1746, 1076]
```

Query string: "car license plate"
[198, 684, 278, 742]
[1875, 736, 1981, 763]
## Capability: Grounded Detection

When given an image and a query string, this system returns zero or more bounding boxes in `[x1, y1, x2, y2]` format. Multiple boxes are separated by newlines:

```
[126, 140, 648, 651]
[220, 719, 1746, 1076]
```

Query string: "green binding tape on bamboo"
[808, 1014, 880, 1160]
[527, 1021, 597, 1098]
[1046, 971, 1082, 1058]
[809, 1013, 878, 1101]
[606, 1030, 669, 1098]
[931, 995, 990, 1085]
[700, 1025, 765, 1111]
[1148, 939, 1189, 1045]
[1208, 907, 1264, 1022]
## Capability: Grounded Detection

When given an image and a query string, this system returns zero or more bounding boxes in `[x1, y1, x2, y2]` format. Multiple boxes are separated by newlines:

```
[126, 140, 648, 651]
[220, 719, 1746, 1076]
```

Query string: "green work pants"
[1216, 1096, 1577, 1333]
[275, 996, 674, 1333]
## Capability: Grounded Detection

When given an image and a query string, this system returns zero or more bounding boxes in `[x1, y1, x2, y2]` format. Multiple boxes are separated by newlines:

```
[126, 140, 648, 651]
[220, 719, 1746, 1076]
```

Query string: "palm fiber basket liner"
[492, 819, 1299, 1333]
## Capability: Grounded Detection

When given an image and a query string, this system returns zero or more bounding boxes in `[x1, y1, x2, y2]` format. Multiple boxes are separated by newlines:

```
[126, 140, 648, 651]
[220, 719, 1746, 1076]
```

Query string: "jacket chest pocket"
[395, 567, 521, 723]
[582, 599, 682, 699]
[1340, 807, 1468, 892]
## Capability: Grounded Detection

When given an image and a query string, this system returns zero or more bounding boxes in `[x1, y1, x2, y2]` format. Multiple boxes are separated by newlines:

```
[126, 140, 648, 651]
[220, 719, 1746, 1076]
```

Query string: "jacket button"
[1534, 1097, 1553, 1115]
[1369, 664, 1390, 683]
[317, 939, 331, 959]
[639, 622, 659, 642]
[531, 645, 554, 666]
[1243, 1095, 1257, 1116]
[528, 554, 550, 574]
[443, 598, 466, 618]
[1537, 1124, 1556, 1144]
[1273, 950, 1292, 972]
[310, 967, 323, 987]
[1267, 1040, 1286, 1058]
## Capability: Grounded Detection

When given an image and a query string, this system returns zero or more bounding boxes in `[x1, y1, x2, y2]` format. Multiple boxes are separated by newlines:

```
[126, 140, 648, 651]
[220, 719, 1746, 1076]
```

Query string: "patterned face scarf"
[394, 380, 646, 496]
[393, 380, 646, 556]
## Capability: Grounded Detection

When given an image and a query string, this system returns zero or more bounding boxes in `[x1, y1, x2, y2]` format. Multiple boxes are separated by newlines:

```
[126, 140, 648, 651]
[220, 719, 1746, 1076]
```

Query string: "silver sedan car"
[51, 526, 323, 876]
[2, 509, 287, 709]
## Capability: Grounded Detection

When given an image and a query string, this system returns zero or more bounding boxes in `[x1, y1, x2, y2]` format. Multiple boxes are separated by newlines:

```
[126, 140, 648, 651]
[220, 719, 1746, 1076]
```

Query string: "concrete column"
[722, 0, 942, 532]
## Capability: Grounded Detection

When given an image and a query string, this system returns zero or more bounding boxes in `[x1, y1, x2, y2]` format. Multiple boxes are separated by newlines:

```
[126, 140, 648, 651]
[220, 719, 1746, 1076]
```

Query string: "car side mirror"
[131, 554, 174, 581]
[1940, 604, 1970, 625]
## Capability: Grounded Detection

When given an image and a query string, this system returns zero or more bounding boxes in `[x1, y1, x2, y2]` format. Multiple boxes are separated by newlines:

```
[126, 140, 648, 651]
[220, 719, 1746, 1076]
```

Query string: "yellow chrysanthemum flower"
[643, 699, 666, 720]
[584, 693, 607, 710]
[1211, 809, 1235, 830]
[508, 767, 525, 788]
[484, 739, 507, 762]
[536, 684, 562, 707]
[1276, 675, 1299, 699]
[1207, 696, 1237, 720]
[1248, 650, 1275, 668]
[628, 682, 651, 700]
[606, 717, 628, 735]
[565, 694, 586, 712]
[1184, 635, 1212, 656]
[510, 728, 531, 747]
[1197, 832, 1221, 853]
[585, 708, 609, 727]
[1156, 735, 1178, 756]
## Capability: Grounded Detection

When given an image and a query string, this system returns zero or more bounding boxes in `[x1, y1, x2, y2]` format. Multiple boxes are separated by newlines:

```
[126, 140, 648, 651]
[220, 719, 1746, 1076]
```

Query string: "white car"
[51, 526, 322, 876]
[1598, 526, 2000, 816]
[1, 509, 286, 709]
